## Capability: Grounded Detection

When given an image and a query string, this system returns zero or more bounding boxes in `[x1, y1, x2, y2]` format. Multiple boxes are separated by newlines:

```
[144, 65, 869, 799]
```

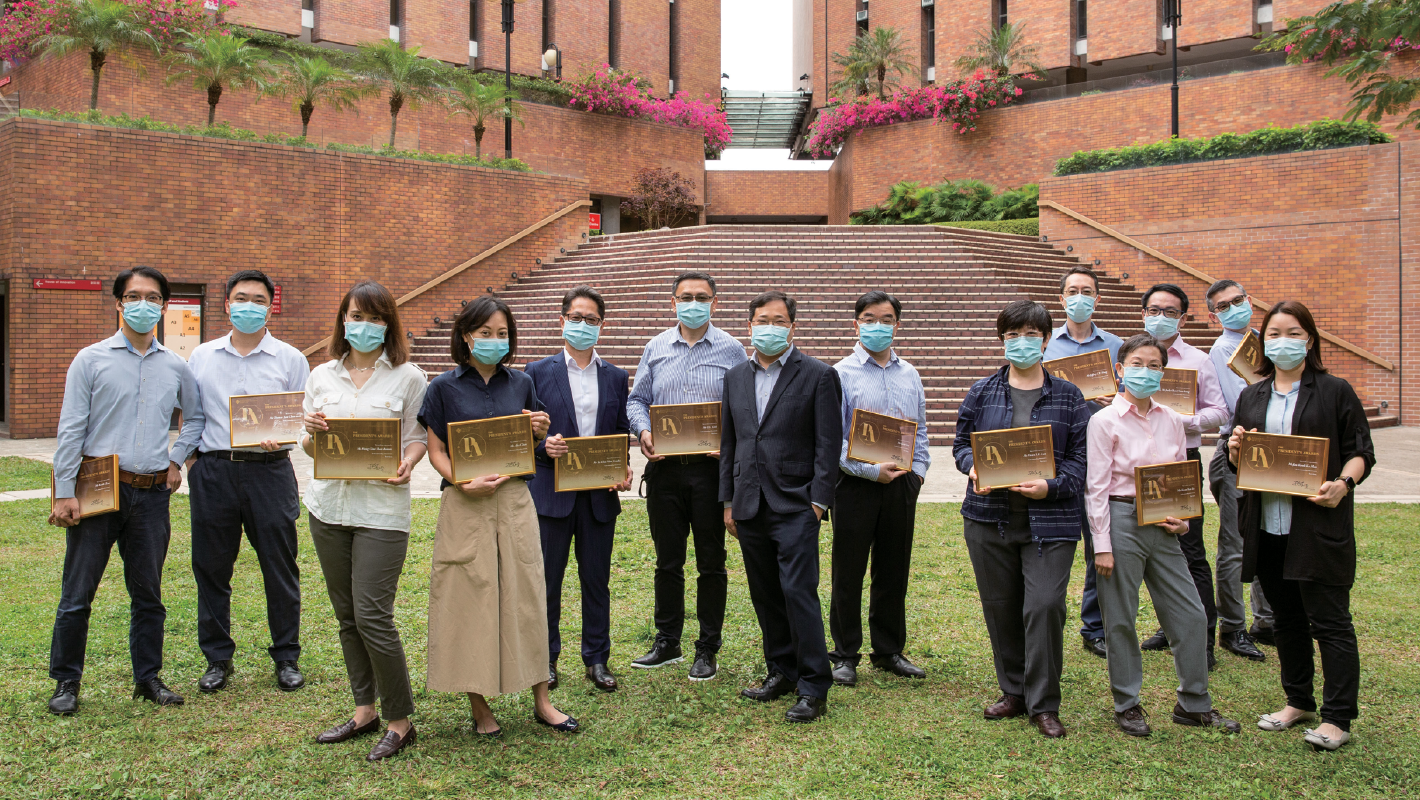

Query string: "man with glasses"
[626, 272, 747, 681]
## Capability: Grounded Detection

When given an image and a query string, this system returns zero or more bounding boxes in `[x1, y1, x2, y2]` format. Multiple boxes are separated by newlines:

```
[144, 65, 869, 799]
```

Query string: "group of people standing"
[44, 263, 1372, 760]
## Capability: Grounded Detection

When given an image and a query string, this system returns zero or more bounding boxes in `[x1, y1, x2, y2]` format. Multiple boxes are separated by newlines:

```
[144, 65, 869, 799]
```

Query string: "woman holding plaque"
[419, 295, 573, 737]
[1226, 300, 1373, 751]
[302, 280, 428, 762]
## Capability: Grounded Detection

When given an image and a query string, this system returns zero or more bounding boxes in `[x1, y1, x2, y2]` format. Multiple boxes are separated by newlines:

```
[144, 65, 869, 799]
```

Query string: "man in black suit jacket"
[720, 291, 843, 723]
[527, 286, 633, 694]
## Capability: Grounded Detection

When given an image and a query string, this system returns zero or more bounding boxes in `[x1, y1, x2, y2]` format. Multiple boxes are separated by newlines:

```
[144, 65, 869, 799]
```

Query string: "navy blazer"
[526, 351, 631, 522]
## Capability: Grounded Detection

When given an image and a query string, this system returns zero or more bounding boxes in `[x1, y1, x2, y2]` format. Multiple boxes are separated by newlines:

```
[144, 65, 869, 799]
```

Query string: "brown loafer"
[984, 694, 1027, 720]
[366, 726, 416, 761]
[1172, 704, 1242, 734]
[1114, 705, 1151, 737]
[315, 716, 381, 744]
[1031, 711, 1067, 738]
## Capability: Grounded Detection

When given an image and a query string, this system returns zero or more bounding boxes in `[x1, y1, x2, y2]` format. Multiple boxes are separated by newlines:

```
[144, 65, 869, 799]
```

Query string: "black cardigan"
[1231, 368, 1375, 586]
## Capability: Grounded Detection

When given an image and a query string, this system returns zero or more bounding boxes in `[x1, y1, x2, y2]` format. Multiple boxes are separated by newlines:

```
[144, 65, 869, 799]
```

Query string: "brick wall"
[549, 0, 610, 80]
[477, 0, 548, 76]
[875, 0, 923, 85]
[1179, 0, 1255, 48]
[1402, 141, 1420, 430]
[226, 0, 303, 36]
[1271, 0, 1333, 26]
[1085, 0, 1160, 62]
[1012, 0, 1075, 71]
[618, 0, 670, 95]
[676, 0, 722, 101]
[404, 0, 471, 65]
[706, 170, 829, 218]
[933, 0, 993, 87]
[312, 0, 389, 46]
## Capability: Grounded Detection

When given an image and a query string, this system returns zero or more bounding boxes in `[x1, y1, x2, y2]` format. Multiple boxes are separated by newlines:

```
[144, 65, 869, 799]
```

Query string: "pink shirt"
[1166, 337, 1229, 449]
[1085, 394, 1188, 554]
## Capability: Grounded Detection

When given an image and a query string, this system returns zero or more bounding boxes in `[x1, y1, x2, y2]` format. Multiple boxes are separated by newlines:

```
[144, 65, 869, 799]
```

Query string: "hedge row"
[933, 218, 1040, 236]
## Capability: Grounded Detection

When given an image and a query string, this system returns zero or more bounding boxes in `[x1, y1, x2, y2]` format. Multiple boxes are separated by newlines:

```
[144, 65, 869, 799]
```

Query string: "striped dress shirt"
[626, 322, 748, 437]
[834, 343, 931, 480]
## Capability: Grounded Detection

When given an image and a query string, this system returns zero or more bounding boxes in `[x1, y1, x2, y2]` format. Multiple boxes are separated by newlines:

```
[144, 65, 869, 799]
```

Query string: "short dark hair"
[1117, 333, 1169, 368]
[854, 290, 902, 319]
[672, 271, 717, 296]
[1256, 300, 1327, 377]
[1205, 279, 1244, 310]
[225, 269, 275, 301]
[1142, 283, 1189, 314]
[327, 280, 409, 366]
[749, 290, 797, 322]
[560, 285, 605, 317]
[451, 294, 518, 367]
[995, 300, 1053, 339]
[113, 266, 171, 302]
[1059, 266, 1099, 294]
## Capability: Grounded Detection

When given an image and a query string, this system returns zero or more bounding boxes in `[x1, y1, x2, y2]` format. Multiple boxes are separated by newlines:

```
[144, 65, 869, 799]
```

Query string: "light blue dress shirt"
[1261, 381, 1300, 535]
[751, 345, 793, 420]
[1209, 327, 1253, 419]
[627, 322, 748, 436]
[834, 343, 931, 480]
[1043, 322, 1124, 363]
[187, 331, 312, 452]
[53, 330, 204, 497]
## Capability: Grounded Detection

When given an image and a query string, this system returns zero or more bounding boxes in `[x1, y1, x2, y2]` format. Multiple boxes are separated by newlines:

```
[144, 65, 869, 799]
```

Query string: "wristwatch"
[1340, 476, 1356, 494]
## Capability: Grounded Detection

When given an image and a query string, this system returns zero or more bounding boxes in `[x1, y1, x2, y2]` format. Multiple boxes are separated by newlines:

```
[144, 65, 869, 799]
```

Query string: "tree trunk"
[300, 101, 314, 138]
[473, 123, 485, 158]
[877, 65, 887, 99]
[207, 83, 223, 127]
[88, 49, 105, 111]
[388, 93, 404, 148]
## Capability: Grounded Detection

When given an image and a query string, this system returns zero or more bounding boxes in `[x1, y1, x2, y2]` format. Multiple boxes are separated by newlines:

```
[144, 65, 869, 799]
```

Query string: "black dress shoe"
[533, 711, 580, 732]
[548, 662, 560, 691]
[199, 660, 233, 693]
[1171, 704, 1242, 734]
[1249, 624, 1276, 647]
[366, 726, 416, 761]
[984, 694, 1027, 720]
[1082, 636, 1107, 659]
[689, 647, 718, 681]
[1114, 705, 1151, 737]
[275, 661, 304, 691]
[1220, 630, 1266, 662]
[1140, 629, 1170, 651]
[586, 663, 618, 692]
[871, 653, 926, 679]
[741, 672, 795, 703]
[631, 640, 683, 669]
[315, 716, 381, 744]
[133, 677, 184, 706]
[831, 660, 857, 687]
[48, 680, 80, 716]
[785, 695, 827, 723]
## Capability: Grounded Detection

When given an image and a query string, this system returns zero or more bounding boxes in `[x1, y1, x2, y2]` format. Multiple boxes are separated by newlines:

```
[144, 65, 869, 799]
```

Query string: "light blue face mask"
[122, 300, 163, 334]
[1217, 301, 1253, 332]
[858, 322, 894, 352]
[562, 320, 600, 351]
[1003, 335, 1044, 368]
[471, 337, 510, 365]
[1144, 314, 1181, 339]
[1120, 366, 1164, 399]
[1064, 294, 1095, 323]
[676, 301, 711, 329]
[228, 301, 269, 335]
[751, 325, 791, 357]
[344, 320, 387, 353]
[1264, 337, 1309, 371]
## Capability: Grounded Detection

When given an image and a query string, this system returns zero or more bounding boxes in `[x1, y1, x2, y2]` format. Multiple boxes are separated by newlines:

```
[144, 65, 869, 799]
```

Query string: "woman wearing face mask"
[302, 280, 428, 761]
[952, 300, 1091, 738]
[418, 295, 570, 738]
[1226, 300, 1373, 751]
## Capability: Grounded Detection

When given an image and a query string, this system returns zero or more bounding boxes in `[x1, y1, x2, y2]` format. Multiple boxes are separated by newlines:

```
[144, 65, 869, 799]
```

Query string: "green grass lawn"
[0, 489, 1416, 798]
[0, 456, 53, 492]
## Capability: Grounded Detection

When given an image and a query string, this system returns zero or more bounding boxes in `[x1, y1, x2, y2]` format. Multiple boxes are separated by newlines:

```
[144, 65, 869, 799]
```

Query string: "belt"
[199, 449, 291, 463]
[119, 470, 167, 489]
[1109, 495, 1135, 504]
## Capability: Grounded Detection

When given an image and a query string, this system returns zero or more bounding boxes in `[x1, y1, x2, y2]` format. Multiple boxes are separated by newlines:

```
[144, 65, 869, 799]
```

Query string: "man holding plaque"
[47, 266, 205, 715]
[526, 286, 633, 694]
[626, 272, 747, 681]
[186, 270, 312, 695]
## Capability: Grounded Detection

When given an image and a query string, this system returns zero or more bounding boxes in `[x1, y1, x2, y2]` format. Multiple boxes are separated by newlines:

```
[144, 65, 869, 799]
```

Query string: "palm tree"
[261, 54, 371, 138]
[165, 33, 272, 126]
[32, 0, 158, 111]
[447, 73, 523, 158]
[356, 39, 446, 148]
[955, 21, 1047, 79]
[830, 27, 916, 101]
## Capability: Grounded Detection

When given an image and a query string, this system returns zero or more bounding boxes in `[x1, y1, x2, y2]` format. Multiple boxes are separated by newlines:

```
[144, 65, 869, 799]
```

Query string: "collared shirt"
[418, 363, 542, 490]
[626, 322, 748, 436]
[303, 354, 428, 531]
[53, 330, 204, 497]
[565, 349, 601, 438]
[834, 343, 931, 480]
[1261, 381, 1301, 536]
[1165, 337, 1229, 449]
[750, 345, 795, 421]
[187, 330, 311, 453]
[1085, 394, 1188, 554]
[1209, 327, 1253, 419]
[1044, 322, 1124, 417]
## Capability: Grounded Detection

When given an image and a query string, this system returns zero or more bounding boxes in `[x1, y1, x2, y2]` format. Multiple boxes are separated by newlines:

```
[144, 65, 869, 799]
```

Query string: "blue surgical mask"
[1064, 295, 1095, 323]
[471, 337, 510, 365]
[562, 320, 600, 351]
[751, 325, 791, 357]
[121, 300, 163, 334]
[1264, 337, 1309, 371]
[1144, 314, 1180, 339]
[343, 320, 387, 353]
[858, 322, 894, 353]
[1217, 302, 1253, 331]
[676, 301, 711, 329]
[1004, 336, 1044, 368]
[1120, 366, 1163, 399]
[228, 301, 269, 334]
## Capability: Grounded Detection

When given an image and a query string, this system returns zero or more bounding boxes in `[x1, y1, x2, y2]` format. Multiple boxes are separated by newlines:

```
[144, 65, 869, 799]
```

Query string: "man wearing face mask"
[47, 266, 205, 716]
[626, 272, 747, 680]
[185, 270, 312, 695]
[721, 291, 843, 723]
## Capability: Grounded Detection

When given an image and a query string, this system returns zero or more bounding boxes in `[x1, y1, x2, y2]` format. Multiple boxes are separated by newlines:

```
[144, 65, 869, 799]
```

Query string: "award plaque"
[448, 414, 536, 483]
[1043, 349, 1117, 400]
[555, 435, 629, 492]
[1155, 368, 1198, 416]
[1227, 331, 1266, 386]
[846, 409, 917, 466]
[1134, 460, 1204, 526]
[51, 455, 119, 519]
[228, 391, 305, 448]
[1236, 431, 1331, 497]
[970, 425, 1056, 490]
[313, 418, 402, 480]
[649, 402, 721, 456]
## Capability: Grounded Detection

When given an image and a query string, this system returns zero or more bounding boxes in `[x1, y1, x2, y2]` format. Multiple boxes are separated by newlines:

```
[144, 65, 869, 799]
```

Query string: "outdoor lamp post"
[1164, 0, 1182, 138]
[542, 44, 562, 80]
[500, 0, 526, 159]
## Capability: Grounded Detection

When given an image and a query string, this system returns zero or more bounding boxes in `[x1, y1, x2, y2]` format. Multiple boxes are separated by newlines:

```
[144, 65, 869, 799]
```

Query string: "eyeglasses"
[1062, 287, 1097, 296]
[1144, 306, 1184, 320]
[856, 316, 896, 325]
[121, 293, 164, 305]
[674, 294, 714, 304]
[566, 314, 602, 326]
[1001, 332, 1044, 340]
[1211, 295, 1248, 311]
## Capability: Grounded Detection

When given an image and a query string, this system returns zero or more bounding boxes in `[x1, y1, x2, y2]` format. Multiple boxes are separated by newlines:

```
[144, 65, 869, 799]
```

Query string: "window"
[390, 0, 400, 27]
[469, 0, 478, 40]
[995, 0, 1007, 30]
[543, 0, 552, 55]
[669, 0, 679, 94]
[856, 0, 868, 34]
[1076, 0, 1086, 38]
[608, 0, 620, 68]
[922, 4, 935, 71]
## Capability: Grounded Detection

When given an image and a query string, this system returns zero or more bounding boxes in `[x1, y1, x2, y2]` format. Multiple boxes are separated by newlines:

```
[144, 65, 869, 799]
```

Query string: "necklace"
[345, 358, 376, 373]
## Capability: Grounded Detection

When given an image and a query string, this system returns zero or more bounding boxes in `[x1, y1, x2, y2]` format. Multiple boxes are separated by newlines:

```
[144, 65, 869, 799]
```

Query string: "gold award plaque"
[52, 455, 120, 519]
[555, 434, 629, 492]
[1155, 367, 1198, 416]
[1236, 431, 1331, 497]
[970, 425, 1057, 490]
[229, 391, 305, 448]
[448, 414, 536, 483]
[313, 418, 402, 480]
[1227, 330, 1266, 386]
[649, 402, 721, 456]
[1043, 349, 1117, 401]
[846, 408, 917, 466]
[1134, 460, 1204, 526]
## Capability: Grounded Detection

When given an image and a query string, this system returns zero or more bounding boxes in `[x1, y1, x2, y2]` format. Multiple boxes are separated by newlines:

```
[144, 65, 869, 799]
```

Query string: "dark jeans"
[1176, 449, 1218, 643]
[829, 473, 921, 663]
[1079, 519, 1104, 639]
[189, 454, 302, 664]
[645, 457, 727, 651]
[50, 483, 172, 684]
[1255, 532, 1359, 731]
[540, 491, 617, 666]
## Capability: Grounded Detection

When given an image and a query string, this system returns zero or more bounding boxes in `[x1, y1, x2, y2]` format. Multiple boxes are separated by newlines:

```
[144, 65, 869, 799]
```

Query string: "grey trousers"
[963, 517, 1077, 716]
[309, 514, 415, 721]
[1096, 501, 1213, 714]
[1209, 447, 1273, 631]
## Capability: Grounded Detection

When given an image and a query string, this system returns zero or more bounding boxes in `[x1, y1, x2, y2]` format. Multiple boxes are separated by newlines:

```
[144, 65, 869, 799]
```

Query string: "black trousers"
[50, 483, 172, 683]
[829, 473, 921, 663]
[1255, 532, 1360, 730]
[189, 454, 302, 664]
[1175, 449, 1218, 643]
[645, 457, 727, 651]
[540, 491, 617, 666]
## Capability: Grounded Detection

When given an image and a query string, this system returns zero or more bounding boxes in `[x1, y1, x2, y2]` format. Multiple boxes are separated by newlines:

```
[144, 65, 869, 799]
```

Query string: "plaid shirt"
[952, 366, 1092, 543]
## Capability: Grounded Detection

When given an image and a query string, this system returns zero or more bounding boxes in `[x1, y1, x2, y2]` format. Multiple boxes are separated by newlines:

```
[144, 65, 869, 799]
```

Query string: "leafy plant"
[164, 32, 273, 126]
[934, 218, 1040, 236]
[830, 26, 917, 100]
[566, 64, 732, 156]
[955, 21, 1046, 79]
[620, 167, 698, 230]
[447, 72, 524, 159]
[29, 0, 158, 111]
[355, 38, 446, 148]
[259, 53, 371, 138]
[851, 179, 1036, 225]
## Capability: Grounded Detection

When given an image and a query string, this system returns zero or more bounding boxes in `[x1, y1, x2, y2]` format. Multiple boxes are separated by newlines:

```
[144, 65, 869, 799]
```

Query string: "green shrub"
[851, 180, 1037, 225]
[933, 218, 1040, 236]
